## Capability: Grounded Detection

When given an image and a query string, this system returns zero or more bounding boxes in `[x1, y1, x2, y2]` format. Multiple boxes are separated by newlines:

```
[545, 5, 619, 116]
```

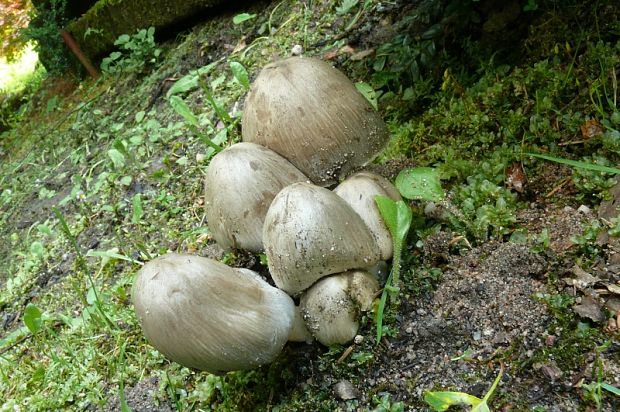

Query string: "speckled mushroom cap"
[300, 270, 379, 346]
[263, 182, 381, 295]
[204, 142, 308, 252]
[132, 253, 295, 374]
[242, 57, 389, 186]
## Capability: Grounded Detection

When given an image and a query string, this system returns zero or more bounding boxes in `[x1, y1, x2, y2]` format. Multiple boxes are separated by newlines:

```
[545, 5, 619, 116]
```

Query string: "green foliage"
[370, 393, 405, 412]
[374, 196, 412, 343]
[452, 175, 518, 241]
[21, 0, 73, 74]
[101, 27, 162, 75]
[425, 365, 503, 411]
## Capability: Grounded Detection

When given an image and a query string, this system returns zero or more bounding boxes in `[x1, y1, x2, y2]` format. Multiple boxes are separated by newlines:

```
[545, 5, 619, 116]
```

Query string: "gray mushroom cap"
[300, 270, 379, 346]
[263, 182, 381, 295]
[242, 57, 389, 186]
[204, 142, 308, 252]
[132, 253, 295, 374]
[334, 171, 402, 260]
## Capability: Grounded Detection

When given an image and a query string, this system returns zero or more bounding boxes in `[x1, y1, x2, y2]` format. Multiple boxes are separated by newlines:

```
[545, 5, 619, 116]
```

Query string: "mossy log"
[65, 0, 230, 61]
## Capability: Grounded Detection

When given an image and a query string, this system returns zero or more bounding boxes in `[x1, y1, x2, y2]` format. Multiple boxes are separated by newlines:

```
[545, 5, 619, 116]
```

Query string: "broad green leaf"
[134, 110, 145, 123]
[355, 81, 378, 110]
[114, 34, 130, 45]
[108, 149, 125, 169]
[424, 391, 482, 411]
[166, 63, 220, 98]
[374, 197, 412, 248]
[230, 61, 250, 89]
[120, 175, 132, 186]
[30, 241, 44, 257]
[169, 95, 199, 126]
[132, 194, 142, 224]
[167, 75, 199, 98]
[233, 13, 256, 24]
[526, 152, 620, 174]
[395, 167, 444, 201]
[23, 303, 43, 333]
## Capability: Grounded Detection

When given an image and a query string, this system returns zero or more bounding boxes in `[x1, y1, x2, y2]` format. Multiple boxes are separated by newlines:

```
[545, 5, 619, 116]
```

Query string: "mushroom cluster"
[132, 56, 400, 374]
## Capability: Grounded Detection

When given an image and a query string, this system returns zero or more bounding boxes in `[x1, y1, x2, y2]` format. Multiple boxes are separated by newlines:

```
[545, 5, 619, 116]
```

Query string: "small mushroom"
[132, 253, 296, 374]
[334, 171, 402, 260]
[242, 57, 389, 186]
[204, 142, 308, 252]
[300, 270, 379, 346]
[263, 182, 381, 295]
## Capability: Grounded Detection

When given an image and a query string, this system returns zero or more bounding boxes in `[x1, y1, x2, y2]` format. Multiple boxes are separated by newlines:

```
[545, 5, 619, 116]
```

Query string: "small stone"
[577, 205, 591, 214]
[196, 153, 206, 163]
[473, 331, 482, 341]
[291, 44, 303, 56]
[333, 380, 360, 400]
[354, 335, 364, 344]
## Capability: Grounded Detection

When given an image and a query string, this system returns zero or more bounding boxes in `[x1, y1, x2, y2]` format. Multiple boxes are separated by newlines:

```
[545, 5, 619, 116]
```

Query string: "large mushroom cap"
[263, 182, 381, 295]
[334, 171, 402, 260]
[204, 142, 308, 252]
[132, 253, 295, 374]
[242, 57, 389, 186]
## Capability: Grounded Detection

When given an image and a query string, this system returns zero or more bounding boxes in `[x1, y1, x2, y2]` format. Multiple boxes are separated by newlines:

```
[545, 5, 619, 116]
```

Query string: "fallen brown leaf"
[350, 48, 375, 61]
[573, 295, 605, 322]
[506, 162, 527, 193]
[580, 119, 604, 139]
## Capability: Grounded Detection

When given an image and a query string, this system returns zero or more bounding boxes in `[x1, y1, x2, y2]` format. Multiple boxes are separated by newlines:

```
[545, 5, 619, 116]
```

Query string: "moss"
[65, 0, 230, 61]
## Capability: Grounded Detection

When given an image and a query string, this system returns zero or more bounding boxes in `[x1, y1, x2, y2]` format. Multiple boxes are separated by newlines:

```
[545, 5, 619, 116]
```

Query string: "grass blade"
[526, 152, 620, 174]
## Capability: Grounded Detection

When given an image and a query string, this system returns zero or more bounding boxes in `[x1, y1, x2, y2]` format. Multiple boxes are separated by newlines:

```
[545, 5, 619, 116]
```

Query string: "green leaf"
[601, 382, 620, 396]
[108, 149, 125, 169]
[23, 303, 43, 333]
[30, 241, 45, 257]
[374, 197, 412, 249]
[526, 152, 620, 174]
[120, 175, 132, 186]
[166, 62, 218, 98]
[230, 61, 250, 89]
[86, 249, 144, 266]
[424, 391, 482, 411]
[374, 196, 412, 344]
[169, 95, 199, 126]
[233, 13, 256, 24]
[336, 0, 359, 15]
[134, 110, 145, 123]
[395, 167, 444, 201]
[132, 194, 142, 224]
[355, 81, 378, 110]
[114, 34, 130, 45]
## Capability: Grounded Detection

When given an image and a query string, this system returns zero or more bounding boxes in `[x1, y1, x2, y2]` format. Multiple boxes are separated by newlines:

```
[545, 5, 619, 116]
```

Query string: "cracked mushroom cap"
[204, 142, 308, 252]
[132, 253, 295, 374]
[263, 182, 381, 295]
[242, 57, 389, 186]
